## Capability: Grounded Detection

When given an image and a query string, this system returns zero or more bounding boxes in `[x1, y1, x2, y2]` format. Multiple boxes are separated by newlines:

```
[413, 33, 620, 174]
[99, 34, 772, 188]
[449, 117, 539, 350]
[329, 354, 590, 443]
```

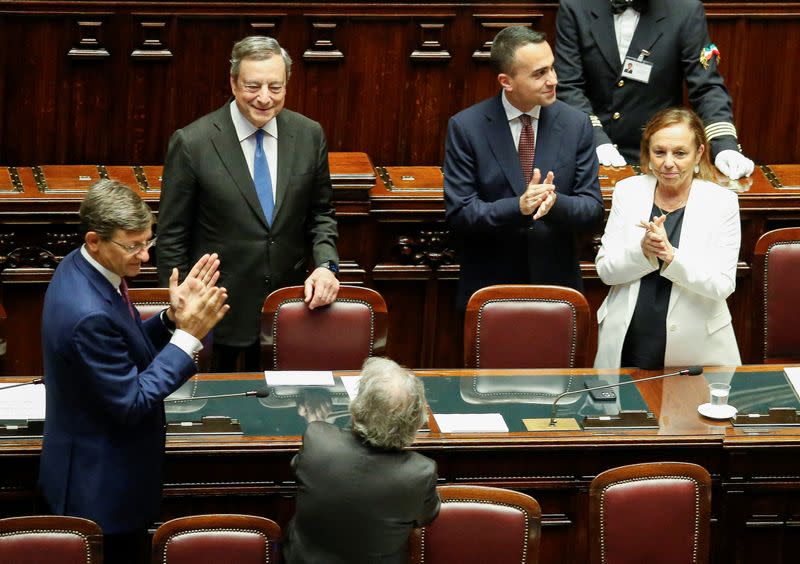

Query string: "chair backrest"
[0, 515, 103, 564]
[261, 285, 388, 370]
[753, 228, 800, 363]
[410, 485, 541, 564]
[126, 287, 212, 371]
[589, 462, 711, 564]
[152, 514, 281, 564]
[464, 285, 591, 368]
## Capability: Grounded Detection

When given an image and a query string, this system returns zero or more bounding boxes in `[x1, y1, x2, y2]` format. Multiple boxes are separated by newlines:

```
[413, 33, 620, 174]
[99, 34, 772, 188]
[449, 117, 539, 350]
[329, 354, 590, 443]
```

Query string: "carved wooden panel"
[131, 19, 172, 60]
[67, 18, 110, 59]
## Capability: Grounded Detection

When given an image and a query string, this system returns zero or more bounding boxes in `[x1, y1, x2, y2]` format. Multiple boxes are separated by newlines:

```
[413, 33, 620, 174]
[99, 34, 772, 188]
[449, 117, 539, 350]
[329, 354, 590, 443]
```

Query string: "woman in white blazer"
[594, 107, 741, 369]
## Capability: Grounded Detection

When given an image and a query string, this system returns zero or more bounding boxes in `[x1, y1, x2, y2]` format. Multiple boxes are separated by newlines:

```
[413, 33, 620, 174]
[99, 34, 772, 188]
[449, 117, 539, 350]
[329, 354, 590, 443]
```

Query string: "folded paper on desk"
[264, 370, 335, 387]
[433, 413, 509, 433]
[0, 384, 45, 420]
[784, 367, 800, 399]
[340, 376, 362, 400]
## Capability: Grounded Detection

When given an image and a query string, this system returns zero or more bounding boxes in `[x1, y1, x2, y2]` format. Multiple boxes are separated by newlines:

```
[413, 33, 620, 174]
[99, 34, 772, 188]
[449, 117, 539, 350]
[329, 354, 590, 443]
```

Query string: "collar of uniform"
[80, 244, 122, 292]
[229, 100, 279, 143]
[501, 90, 541, 124]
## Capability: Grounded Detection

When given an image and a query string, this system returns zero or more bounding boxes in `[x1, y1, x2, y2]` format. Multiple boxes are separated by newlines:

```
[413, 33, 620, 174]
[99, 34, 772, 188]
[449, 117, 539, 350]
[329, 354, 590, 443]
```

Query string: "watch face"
[328, 262, 339, 274]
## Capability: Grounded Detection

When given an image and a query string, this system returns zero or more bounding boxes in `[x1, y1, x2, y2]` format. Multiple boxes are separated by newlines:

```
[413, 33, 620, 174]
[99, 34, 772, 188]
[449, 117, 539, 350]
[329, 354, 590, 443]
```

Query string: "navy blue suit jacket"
[444, 94, 604, 309]
[39, 248, 196, 534]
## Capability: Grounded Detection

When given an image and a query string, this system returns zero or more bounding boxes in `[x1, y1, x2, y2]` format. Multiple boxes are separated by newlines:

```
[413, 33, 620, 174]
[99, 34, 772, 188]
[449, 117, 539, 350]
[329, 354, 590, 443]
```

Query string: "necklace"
[654, 185, 689, 216]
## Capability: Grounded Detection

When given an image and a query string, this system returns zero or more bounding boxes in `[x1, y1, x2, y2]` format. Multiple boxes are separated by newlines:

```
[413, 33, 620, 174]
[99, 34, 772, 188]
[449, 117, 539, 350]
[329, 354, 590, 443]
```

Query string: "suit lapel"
[589, 1, 622, 73]
[273, 111, 295, 221]
[666, 181, 704, 316]
[628, 178, 657, 316]
[532, 104, 564, 178]
[74, 252, 156, 360]
[209, 104, 271, 230]
[627, 2, 667, 60]
[483, 94, 526, 196]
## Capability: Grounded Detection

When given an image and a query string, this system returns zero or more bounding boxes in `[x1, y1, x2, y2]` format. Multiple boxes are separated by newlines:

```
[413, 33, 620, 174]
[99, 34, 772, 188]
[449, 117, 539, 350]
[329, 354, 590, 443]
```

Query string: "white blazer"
[594, 175, 742, 368]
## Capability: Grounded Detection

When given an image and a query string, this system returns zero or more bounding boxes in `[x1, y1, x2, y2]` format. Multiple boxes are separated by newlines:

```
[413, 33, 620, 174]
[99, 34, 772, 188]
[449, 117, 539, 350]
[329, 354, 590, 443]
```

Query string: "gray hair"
[79, 179, 153, 239]
[490, 26, 547, 75]
[350, 357, 428, 450]
[230, 36, 293, 82]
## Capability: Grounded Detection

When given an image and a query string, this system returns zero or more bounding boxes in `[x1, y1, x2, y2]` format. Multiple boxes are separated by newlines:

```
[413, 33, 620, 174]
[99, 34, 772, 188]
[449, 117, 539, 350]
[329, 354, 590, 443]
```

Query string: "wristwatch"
[320, 261, 339, 274]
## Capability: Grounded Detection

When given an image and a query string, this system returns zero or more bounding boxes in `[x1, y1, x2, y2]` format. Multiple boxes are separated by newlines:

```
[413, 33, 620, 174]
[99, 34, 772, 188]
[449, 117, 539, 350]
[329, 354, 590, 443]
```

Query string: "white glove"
[715, 150, 754, 179]
[596, 143, 627, 167]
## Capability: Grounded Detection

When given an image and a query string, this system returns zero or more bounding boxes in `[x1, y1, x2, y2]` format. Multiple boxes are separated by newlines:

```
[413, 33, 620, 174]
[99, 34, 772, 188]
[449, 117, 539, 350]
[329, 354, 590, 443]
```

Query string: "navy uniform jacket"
[284, 421, 440, 564]
[444, 94, 604, 309]
[39, 248, 196, 534]
[555, 0, 740, 162]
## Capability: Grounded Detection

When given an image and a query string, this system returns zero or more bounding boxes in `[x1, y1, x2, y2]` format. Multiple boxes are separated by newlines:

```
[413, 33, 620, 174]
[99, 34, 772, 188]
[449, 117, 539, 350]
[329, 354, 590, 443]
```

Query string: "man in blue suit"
[444, 26, 604, 309]
[39, 180, 229, 563]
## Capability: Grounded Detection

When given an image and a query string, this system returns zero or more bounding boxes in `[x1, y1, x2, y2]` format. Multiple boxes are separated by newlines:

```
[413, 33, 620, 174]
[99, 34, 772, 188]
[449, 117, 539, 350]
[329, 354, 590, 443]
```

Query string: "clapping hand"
[167, 253, 230, 340]
[519, 168, 557, 219]
[637, 215, 675, 264]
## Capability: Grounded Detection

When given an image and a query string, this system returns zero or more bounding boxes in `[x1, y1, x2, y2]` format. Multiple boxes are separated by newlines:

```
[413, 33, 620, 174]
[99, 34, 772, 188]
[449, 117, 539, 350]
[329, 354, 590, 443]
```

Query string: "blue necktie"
[254, 129, 274, 227]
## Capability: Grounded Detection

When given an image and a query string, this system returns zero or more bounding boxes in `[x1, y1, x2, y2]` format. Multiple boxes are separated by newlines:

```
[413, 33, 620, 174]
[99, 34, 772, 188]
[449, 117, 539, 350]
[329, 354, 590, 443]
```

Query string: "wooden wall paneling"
[292, 15, 349, 153]
[126, 15, 174, 165]
[3, 14, 72, 164]
[405, 16, 456, 165]
[2, 3, 800, 166]
[165, 14, 242, 160]
[706, 10, 800, 165]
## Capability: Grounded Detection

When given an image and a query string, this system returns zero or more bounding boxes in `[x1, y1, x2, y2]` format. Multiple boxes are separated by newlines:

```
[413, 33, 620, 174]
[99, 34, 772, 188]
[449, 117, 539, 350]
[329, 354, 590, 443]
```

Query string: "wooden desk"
[2, 365, 800, 563]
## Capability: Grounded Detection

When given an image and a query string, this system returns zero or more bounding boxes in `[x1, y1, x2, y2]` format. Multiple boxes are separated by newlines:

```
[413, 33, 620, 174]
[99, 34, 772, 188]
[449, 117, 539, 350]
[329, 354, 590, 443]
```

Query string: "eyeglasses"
[109, 237, 157, 255]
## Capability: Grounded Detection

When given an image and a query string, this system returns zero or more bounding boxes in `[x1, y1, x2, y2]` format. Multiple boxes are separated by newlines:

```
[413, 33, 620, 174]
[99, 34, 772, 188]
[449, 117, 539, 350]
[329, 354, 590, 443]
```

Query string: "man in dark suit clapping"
[157, 36, 340, 371]
[444, 26, 604, 310]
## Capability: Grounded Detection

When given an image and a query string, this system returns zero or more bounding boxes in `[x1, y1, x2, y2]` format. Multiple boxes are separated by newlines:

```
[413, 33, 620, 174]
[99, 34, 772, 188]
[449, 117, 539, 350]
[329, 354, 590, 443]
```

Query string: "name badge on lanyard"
[622, 50, 653, 83]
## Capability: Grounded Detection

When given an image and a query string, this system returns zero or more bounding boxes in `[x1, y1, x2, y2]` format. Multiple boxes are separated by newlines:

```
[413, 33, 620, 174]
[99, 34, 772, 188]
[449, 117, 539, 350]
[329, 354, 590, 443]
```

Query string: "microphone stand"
[546, 367, 702, 427]
[0, 377, 44, 391]
[165, 389, 269, 402]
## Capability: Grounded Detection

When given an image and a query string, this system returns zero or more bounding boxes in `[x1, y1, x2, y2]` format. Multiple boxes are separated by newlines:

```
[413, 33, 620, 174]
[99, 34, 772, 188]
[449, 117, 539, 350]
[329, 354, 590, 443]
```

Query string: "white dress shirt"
[501, 91, 542, 150]
[614, 7, 641, 64]
[230, 100, 278, 203]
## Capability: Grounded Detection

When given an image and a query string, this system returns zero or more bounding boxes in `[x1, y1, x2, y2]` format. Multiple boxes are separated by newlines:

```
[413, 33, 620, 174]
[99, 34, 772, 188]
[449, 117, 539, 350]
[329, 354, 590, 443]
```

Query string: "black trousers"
[104, 530, 149, 564]
[212, 340, 261, 372]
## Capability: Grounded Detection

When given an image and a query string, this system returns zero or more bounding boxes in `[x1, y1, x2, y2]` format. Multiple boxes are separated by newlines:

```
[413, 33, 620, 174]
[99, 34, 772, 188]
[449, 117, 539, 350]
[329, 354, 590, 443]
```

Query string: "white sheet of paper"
[433, 413, 508, 433]
[264, 371, 335, 387]
[784, 367, 800, 400]
[340, 376, 362, 400]
[0, 384, 46, 420]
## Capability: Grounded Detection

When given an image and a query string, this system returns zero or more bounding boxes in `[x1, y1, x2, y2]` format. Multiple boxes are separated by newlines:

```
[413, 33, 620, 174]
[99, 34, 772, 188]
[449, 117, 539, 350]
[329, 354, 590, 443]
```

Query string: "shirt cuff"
[169, 329, 203, 360]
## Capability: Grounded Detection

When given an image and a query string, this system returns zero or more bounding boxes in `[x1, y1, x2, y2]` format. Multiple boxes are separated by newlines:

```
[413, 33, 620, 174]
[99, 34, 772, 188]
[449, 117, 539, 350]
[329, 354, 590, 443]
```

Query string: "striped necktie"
[518, 114, 536, 185]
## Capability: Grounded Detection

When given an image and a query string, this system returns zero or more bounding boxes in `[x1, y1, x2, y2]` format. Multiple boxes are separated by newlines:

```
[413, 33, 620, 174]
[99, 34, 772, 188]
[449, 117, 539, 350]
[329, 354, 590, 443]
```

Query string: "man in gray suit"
[157, 36, 339, 371]
[284, 357, 440, 564]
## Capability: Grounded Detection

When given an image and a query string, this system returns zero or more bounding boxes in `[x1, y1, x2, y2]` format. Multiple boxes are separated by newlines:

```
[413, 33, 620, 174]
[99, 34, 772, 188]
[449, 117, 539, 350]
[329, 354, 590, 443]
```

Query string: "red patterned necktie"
[518, 114, 536, 185]
[119, 278, 136, 319]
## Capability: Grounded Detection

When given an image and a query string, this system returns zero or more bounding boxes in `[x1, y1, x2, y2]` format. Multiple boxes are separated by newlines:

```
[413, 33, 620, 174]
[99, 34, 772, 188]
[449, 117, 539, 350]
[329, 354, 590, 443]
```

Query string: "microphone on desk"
[0, 377, 44, 391]
[529, 366, 703, 430]
[164, 388, 270, 402]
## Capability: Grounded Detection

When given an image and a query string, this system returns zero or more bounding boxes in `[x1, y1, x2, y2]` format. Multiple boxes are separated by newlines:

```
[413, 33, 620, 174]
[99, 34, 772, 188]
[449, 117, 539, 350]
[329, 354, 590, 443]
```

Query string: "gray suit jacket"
[555, 0, 739, 162]
[284, 422, 440, 564]
[157, 103, 338, 346]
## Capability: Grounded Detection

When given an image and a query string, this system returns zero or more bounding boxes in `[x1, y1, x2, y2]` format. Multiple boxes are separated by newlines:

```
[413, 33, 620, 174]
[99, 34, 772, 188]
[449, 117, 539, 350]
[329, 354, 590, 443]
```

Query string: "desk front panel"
[5, 366, 800, 562]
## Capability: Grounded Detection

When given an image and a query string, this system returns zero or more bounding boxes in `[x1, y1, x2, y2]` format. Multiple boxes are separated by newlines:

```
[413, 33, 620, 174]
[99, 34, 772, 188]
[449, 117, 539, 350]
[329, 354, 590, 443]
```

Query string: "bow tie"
[610, 0, 642, 14]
